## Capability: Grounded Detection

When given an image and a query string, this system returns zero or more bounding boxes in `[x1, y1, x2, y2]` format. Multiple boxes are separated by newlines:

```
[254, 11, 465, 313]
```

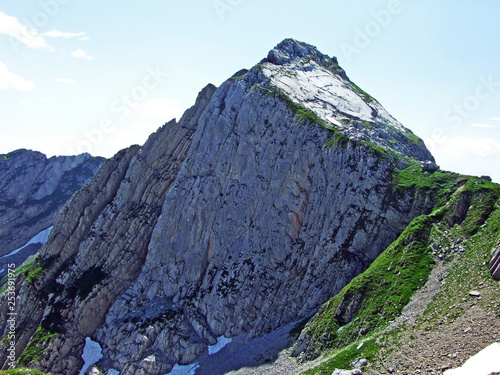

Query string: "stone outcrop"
[332, 369, 362, 375]
[0, 39, 439, 375]
[0, 150, 104, 275]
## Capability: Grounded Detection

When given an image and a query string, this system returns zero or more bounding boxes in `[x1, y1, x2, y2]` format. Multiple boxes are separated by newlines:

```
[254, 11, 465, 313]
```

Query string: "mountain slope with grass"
[292, 166, 500, 374]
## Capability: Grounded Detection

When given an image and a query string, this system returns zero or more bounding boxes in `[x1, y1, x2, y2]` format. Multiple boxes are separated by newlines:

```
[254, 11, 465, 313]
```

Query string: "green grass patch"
[405, 131, 423, 145]
[459, 180, 500, 235]
[361, 141, 388, 159]
[21, 259, 45, 285]
[0, 369, 53, 375]
[253, 84, 273, 96]
[420, 194, 500, 328]
[271, 87, 330, 129]
[0, 258, 39, 295]
[362, 121, 373, 130]
[350, 82, 374, 104]
[324, 133, 350, 149]
[299, 214, 435, 359]
[17, 327, 58, 367]
[392, 162, 458, 207]
[301, 339, 379, 375]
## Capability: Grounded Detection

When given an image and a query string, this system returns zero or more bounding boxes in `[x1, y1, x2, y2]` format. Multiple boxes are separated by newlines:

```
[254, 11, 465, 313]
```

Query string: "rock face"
[332, 370, 362, 375]
[0, 39, 438, 375]
[0, 150, 104, 273]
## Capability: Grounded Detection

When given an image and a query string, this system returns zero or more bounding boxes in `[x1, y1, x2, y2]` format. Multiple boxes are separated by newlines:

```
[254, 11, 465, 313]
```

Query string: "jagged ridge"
[0, 150, 104, 278]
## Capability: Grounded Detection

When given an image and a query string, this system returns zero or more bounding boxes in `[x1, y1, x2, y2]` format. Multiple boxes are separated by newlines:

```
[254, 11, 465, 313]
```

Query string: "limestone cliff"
[1, 39, 439, 375]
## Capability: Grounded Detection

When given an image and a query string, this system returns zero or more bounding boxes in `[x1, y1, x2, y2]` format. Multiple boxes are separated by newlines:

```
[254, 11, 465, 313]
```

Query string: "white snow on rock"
[0, 226, 53, 259]
[208, 336, 233, 355]
[443, 342, 500, 375]
[79, 337, 103, 375]
[261, 60, 404, 132]
[163, 363, 199, 375]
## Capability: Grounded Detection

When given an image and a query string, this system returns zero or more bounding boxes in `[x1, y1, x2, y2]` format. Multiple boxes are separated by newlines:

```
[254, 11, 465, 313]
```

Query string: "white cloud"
[0, 11, 50, 49]
[0, 132, 73, 157]
[472, 123, 496, 128]
[71, 48, 93, 60]
[426, 136, 500, 182]
[0, 61, 35, 90]
[41, 97, 51, 103]
[489, 117, 500, 122]
[0, 12, 89, 52]
[55, 78, 76, 84]
[43, 30, 89, 40]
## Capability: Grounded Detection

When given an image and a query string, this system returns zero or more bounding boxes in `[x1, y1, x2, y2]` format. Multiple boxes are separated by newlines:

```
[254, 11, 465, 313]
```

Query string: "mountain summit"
[0, 39, 471, 375]
[262, 38, 434, 162]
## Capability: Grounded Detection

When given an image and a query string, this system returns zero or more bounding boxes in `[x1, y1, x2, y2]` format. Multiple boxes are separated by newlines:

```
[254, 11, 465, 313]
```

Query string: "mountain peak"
[256, 39, 434, 162]
[265, 38, 338, 68]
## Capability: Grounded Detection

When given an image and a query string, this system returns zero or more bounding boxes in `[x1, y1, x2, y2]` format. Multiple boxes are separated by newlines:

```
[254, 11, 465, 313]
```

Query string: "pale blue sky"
[1, 0, 499, 181]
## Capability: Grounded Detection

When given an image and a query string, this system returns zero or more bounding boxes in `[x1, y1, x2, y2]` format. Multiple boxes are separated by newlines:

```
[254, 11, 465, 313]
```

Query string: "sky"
[0, 0, 499, 182]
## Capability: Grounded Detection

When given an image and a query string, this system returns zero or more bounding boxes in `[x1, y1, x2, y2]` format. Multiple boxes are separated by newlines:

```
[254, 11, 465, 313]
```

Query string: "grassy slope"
[297, 162, 500, 374]
[0, 369, 52, 375]
[16, 327, 58, 368]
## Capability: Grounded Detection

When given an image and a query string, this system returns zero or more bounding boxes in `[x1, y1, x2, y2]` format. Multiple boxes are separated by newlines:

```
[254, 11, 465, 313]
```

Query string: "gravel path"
[370, 305, 500, 375]
[366, 247, 500, 375]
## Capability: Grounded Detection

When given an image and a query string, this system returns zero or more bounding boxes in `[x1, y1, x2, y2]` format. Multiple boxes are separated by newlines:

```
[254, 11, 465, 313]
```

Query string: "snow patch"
[107, 369, 120, 375]
[444, 342, 500, 375]
[163, 363, 199, 375]
[0, 226, 53, 259]
[79, 337, 103, 375]
[208, 336, 232, 355]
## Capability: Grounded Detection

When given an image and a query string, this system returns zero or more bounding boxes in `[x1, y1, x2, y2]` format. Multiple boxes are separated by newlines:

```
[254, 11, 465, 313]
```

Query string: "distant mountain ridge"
[0, 149, 105, 276]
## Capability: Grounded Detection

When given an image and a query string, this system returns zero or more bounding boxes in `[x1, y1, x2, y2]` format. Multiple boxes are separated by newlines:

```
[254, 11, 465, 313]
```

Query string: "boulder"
[332, 369, 362, 375]
[421, 160, 439, 172]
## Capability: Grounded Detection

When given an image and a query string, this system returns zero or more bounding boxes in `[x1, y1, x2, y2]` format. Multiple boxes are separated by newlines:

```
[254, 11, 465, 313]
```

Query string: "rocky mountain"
[0, 150, 105, 277]
[0, 39, 498, 375]
[290, 169, 500, 374]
